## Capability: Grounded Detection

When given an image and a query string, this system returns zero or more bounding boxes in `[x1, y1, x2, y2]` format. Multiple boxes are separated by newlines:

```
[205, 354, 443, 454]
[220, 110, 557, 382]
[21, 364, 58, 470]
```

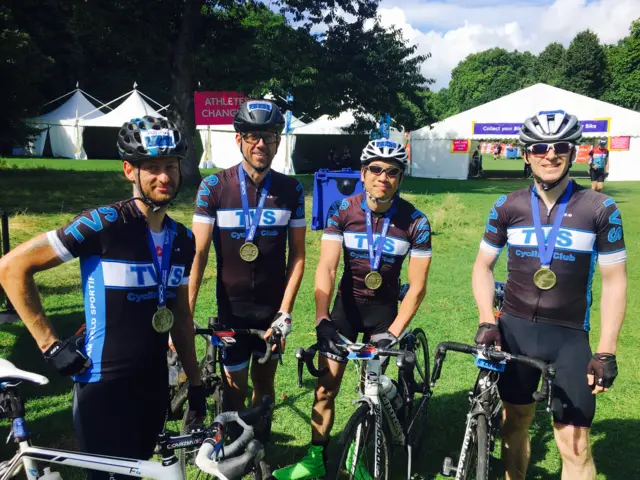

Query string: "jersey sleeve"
[408, 209, 432, 258]
[480, 195, 509, 255]
[595, 197, 626, 265]
[322, 200, 346, 242]
[46, 206, 120, 262]
[289, 180, 306, 228]
[181, 228, 196, 286]
[192, 174, 220, 226]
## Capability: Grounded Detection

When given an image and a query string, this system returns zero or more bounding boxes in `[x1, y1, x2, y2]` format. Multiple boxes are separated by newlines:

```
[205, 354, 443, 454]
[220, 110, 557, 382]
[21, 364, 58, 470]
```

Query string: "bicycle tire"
[403, 328, 430, 457]
[413, 328, 430, 385]
[328, 404, 391, 480]
[475, 414, 489, 480]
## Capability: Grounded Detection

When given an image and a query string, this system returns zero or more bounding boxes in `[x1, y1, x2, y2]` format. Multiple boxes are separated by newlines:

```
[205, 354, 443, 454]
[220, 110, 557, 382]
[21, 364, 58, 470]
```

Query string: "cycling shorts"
[590, 168, 606, 183]
[498, 312, 595, 428]
[320, 295, 397, 363]
[219, 302, 279, 372]
[73, 374, 169, 479]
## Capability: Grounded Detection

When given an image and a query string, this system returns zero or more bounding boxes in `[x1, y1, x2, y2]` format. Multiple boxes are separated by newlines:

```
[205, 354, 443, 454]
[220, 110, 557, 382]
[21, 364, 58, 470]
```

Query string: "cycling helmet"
[518, 110, 583, 145]
[360, 138, 409, 169]
[234, 99, 285, 134]
[599, 138, 608, 145]
[117, 116, 187, 162]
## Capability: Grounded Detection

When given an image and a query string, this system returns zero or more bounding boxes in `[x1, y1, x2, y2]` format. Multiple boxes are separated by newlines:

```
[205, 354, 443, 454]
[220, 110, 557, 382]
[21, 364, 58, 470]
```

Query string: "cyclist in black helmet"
[472, 110, 627, 480]
[190, 100, 306, 469]
[0, 116, 206, 479]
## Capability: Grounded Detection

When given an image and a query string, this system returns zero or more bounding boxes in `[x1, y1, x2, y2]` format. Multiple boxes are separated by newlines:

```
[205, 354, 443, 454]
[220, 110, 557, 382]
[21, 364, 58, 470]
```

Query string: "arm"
[388, 256, 431, 338]
[314, 239, 342, 325]
[0, 234, 64, 351]
[279, 226, 306, 314]
[596, 262, 627, 354]
[605, 152, 610, 174]
[170, 285, 202, 386]
[188, 222, 213, 316]
[472, 249, 500, 325]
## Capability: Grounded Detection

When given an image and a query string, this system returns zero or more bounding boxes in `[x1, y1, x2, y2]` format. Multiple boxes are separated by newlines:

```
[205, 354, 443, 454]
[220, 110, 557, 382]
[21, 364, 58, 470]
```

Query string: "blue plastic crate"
[311, 169, 363, 230]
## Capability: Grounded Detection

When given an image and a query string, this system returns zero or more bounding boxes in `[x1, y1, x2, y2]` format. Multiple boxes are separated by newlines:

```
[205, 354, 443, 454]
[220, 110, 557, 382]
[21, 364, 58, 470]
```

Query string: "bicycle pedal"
[442, 457, 456, 476]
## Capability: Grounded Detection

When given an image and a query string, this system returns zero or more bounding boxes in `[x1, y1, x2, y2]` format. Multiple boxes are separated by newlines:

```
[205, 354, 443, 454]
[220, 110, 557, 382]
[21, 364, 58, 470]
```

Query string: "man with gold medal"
[0, 117, 205, 478]
[472, 111, 627, 480]
[274, 139, 432, 480]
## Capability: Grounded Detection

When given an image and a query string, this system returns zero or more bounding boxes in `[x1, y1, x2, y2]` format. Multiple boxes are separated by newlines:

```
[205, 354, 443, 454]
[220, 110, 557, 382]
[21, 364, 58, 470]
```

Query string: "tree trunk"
[170, 0, 203, 186]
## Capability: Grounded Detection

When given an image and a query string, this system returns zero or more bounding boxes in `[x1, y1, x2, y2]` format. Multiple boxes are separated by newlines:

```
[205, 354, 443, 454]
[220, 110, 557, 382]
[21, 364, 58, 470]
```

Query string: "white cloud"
[375, 0, 640, 90]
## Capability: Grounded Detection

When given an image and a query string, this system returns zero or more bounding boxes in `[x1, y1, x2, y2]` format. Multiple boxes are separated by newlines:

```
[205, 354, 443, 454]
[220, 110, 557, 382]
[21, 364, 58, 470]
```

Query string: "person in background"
[588, 138, 609, 192]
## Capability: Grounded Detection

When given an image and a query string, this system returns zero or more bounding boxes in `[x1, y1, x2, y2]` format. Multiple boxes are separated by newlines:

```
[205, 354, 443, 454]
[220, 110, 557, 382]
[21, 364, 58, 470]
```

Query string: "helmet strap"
[529, 154, 573, 192]
[133, 165, 181, 212]
[238, 140, 273, 174]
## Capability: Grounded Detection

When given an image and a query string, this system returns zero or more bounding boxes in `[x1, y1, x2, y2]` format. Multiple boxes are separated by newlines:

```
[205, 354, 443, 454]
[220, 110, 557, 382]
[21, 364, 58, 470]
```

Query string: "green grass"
[0, 157, 638, 479]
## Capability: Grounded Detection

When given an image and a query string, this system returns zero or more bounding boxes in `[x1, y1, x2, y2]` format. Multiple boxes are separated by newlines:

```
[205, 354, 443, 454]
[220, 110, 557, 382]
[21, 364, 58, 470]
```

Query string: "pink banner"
[609, 136, 630, 151]
[451, 139, 469, 153]
[194, 91, 247, 125]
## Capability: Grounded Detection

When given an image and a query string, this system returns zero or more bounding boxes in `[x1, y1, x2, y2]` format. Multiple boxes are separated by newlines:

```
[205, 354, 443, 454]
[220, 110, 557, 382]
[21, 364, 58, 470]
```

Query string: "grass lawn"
[0, 158, 638, 479]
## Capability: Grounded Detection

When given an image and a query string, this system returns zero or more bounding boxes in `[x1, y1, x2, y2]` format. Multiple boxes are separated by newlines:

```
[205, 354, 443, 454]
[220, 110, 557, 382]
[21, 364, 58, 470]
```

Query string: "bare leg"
[311, 355, 347, 443]
[553, 423, 596, 480]
[501, 401, 536, 480]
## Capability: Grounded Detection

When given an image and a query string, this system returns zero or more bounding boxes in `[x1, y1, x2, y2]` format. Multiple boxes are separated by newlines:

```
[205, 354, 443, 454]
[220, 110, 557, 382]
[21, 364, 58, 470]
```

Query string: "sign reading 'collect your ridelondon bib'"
[472, 119, 610, 135]
[194, 91, 247, 125]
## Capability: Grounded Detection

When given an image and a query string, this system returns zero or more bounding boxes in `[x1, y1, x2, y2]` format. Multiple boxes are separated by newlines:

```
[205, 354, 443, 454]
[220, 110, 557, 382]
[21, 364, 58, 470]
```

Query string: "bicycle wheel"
[412, 328, 430, 385]
[403, 328, 430, 456]
[456, 413, 489, 480]
[178, 381, 223, 478]
[328, 404, 391, 480]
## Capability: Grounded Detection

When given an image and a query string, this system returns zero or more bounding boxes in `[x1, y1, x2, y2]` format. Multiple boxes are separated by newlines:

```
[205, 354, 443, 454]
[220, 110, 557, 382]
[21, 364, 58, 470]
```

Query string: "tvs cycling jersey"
[589, 147, 608, 170]
[322, 193, 432, 304]
[193, 164, 305, 316]
[46, 200, 195, 383]
[481, 181, 626, 330]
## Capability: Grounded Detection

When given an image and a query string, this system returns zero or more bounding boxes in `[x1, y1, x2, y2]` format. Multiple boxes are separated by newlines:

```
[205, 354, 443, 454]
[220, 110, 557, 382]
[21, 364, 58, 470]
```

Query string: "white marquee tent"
[198, 114, 305, 175]
[411, 83, 640, 181]
[27, 89, 106, 159]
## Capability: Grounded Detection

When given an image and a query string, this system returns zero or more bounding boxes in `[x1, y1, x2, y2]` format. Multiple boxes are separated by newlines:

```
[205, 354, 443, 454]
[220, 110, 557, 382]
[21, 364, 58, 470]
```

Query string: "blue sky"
[371, 0, 640, 89]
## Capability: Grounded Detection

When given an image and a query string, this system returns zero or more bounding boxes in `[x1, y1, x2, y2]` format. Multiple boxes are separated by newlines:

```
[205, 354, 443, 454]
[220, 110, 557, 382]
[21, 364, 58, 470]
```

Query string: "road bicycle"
[432, 343, 555, 480]
[0, 358, 271, 480]
[296, 327, 430, 480]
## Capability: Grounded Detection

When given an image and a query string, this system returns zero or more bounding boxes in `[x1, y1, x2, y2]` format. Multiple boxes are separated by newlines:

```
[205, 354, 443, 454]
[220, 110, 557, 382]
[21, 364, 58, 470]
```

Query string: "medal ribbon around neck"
[364, 201, 395, 274]
[146, 219, 175, 309]
[530, 181, 573, 269]
[238, 163, 272, 245]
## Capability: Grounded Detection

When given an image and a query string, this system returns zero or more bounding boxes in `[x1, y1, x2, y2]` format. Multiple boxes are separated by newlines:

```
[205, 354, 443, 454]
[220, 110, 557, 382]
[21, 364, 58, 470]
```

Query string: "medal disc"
[364, 271, 383, 290]
[152, 306, 175, 333]
[239, 242, 259, 262]
[533, 267, 557, 290]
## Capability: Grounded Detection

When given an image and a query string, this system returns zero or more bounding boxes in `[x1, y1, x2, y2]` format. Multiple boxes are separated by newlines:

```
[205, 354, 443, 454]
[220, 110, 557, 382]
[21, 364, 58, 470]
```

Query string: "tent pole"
[79, 89, 114, 111]
[41, 89, 76, 109]
[78, 90, 134, 120]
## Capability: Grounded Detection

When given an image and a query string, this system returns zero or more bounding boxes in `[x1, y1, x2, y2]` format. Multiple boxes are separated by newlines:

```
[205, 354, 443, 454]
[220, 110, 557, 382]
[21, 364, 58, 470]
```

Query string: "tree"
[535, 42, 565, 86]
[560, 29, 606, 98]
[601, 19, 640, 110]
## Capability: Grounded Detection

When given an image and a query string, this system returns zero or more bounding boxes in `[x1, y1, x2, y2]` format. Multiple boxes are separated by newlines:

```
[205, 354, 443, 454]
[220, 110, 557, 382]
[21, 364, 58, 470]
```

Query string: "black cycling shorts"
[590, 168, 606, 182]
[219, 302, 279, 372]
[321, 295, 397, 363]
[73, 374, 169, 479]
[498, 312, 595, 428]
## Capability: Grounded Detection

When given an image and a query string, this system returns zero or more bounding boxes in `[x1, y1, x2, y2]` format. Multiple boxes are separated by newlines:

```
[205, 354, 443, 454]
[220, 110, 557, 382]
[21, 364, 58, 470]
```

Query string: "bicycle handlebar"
[195, 396, 272, 478]
[194, 328, 275, 364]
[431, 341, 556, 411]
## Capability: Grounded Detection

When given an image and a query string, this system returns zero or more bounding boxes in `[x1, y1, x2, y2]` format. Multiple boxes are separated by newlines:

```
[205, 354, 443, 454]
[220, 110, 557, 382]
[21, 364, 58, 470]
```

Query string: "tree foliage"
[601, 20, 640, 110]
[560, 29, 607, 98]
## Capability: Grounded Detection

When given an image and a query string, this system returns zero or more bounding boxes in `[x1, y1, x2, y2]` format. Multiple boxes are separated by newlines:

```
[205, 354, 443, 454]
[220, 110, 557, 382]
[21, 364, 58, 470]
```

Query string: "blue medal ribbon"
[530, 182, 573, 268]
[364, 201, 395, 272]
[146, 219, 175, 308]
[238, 163, 272, 243]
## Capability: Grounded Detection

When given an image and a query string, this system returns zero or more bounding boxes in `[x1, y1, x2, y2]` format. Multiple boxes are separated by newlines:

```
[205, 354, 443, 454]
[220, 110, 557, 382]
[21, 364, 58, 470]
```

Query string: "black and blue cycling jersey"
[481, 180, 626, 331]
[47, 200, 195, 383]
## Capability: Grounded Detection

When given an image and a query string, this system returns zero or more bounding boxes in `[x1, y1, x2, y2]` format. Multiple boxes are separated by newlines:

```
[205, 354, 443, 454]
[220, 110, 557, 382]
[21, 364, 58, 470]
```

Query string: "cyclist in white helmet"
[473, 111, 626, 480]
[273, 139, 433, 480]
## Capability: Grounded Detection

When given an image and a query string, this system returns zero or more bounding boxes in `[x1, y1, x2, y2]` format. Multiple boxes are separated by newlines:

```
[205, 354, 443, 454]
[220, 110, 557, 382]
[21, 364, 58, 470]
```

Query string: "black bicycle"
[169, 317, 281, 477]
[297, 327, 431, 480]
[431, 342, 555, 480]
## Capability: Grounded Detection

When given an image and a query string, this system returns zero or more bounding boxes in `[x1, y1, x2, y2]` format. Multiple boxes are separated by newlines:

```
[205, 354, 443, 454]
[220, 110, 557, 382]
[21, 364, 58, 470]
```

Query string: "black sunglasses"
[365, 165, 403, 178]
[526, 142, 575, 155]
[241, 131, 279, 145]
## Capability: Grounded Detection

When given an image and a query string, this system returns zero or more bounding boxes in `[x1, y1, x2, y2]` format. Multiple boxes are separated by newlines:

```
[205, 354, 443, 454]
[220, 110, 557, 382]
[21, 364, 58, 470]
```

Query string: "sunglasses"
[366, 165, 403, 178]
[526, 142, 575, 155]
[241, 131, 279, 145]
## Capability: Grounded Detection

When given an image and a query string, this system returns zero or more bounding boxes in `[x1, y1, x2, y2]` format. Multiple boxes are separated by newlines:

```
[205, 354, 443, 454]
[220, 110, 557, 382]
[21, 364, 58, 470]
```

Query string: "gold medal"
[239, 242, 259, 262]
[152, 306, 174, 333]
[533, 266, 557, 290]
[364, 271, 383, 290]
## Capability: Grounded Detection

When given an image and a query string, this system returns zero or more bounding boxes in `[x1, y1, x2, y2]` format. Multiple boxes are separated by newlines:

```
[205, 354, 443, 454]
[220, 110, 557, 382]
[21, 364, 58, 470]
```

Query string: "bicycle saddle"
[0, 359, 49, 385]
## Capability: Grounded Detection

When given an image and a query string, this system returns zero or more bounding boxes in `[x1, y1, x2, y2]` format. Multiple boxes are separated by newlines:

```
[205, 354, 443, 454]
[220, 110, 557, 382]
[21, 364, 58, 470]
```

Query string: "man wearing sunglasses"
[472, 111, 627, 480]
[190, 99, 306, 459]
[274, 139, 432, 480]
[588, 138, 609, 192]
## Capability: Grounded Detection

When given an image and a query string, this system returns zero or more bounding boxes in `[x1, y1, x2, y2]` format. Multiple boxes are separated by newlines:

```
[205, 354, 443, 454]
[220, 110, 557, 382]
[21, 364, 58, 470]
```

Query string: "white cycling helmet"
[360, 138, 408, 169]
[518, 110, 583, 145]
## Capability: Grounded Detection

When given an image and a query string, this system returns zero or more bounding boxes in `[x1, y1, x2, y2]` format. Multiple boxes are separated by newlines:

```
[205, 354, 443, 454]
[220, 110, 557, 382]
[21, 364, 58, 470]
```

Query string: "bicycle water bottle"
[39, 467, 63, 480]
[380, 375, 403, 410]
